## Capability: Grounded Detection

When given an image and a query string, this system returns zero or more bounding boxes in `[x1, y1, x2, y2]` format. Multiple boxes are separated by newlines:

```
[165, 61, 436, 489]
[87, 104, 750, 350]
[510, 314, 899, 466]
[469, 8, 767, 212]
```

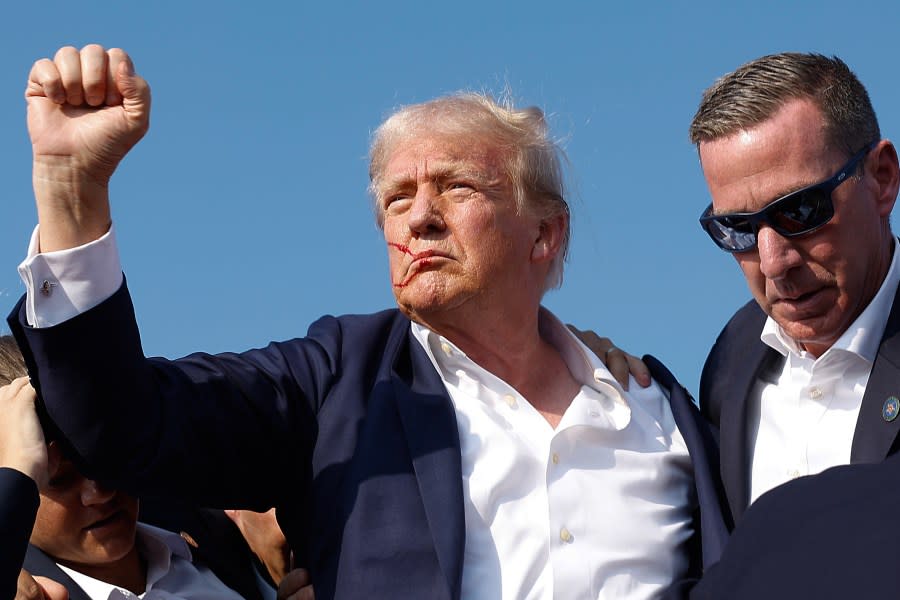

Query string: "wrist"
[0, 453, 43, 487]
[33, 157, 112, 252]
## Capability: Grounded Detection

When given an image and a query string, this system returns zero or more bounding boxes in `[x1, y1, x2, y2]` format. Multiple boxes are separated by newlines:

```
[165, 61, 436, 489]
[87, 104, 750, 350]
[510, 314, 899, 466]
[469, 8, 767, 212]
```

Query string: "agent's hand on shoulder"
[567, 326, 651, 390]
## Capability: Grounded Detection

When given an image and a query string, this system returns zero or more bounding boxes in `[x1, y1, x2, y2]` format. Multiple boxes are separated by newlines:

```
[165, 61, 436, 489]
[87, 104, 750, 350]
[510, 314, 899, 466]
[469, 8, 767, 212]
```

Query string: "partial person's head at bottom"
[0, 335, 144, 593]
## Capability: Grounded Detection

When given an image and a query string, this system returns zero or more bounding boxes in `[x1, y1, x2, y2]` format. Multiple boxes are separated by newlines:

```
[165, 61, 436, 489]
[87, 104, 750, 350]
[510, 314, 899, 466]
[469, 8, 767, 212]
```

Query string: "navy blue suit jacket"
[0, 468, 39, 600]
[10, 283, 728, 599]
[700, 284, 900, 523]
[690, 449, 900, 599]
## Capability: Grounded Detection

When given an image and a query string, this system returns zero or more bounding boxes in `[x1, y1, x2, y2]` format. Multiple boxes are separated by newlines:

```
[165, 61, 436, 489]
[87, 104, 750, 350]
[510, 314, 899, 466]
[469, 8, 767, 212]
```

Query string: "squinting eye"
[383, 196, 410, 213]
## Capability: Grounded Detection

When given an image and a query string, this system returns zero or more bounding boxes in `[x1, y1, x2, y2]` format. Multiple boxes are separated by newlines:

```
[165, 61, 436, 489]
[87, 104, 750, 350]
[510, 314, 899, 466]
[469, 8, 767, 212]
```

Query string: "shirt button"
[809, 387, 823, 400]
[551, 452, 560, 465]
[788, 469, 801, 478]
[559, 527, 573, 543]
[440, 342, 452, 356]
[503, 394, 517, 408]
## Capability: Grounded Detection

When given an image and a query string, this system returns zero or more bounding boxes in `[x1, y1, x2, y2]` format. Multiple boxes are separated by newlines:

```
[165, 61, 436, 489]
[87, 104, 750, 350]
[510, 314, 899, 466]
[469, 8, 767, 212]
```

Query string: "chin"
[88, 540, 135, 564]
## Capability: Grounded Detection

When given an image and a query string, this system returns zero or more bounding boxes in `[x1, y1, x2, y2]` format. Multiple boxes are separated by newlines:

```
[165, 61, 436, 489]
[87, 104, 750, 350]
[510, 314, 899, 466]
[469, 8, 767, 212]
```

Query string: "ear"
[531, 213, 567, 264]
[870, 139, 899, 218]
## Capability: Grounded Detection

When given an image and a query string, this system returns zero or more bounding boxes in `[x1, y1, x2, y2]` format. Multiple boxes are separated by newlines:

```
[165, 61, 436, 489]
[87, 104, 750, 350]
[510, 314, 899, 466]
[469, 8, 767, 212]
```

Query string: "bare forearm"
[33, 157, 111, 251]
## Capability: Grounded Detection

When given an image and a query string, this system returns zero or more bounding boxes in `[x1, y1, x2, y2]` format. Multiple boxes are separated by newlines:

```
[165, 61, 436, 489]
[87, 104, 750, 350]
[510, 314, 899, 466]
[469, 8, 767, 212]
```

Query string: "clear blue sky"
[2, 0, 897, 396]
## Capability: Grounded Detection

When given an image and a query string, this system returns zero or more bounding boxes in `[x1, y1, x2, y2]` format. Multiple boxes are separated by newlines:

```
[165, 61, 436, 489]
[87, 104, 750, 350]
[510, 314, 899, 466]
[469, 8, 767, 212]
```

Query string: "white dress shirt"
[20, 225, 695, 599]
[412, 314, 694, 600]
[56, 523, 247, 599]
[19, 226, 123, 328]
[748, 239, 900, 504]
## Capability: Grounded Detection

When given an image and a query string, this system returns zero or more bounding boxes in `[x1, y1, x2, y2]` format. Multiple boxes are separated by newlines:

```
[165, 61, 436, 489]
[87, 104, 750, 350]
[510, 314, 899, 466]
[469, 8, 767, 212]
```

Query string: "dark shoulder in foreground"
[692, 453, 900, 599]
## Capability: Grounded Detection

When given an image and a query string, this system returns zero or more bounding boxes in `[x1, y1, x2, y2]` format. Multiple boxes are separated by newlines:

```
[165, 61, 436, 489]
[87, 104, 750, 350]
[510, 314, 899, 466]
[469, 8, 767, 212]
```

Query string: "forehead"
[381, 134, 508, 181]
[699, 99, 842, 212]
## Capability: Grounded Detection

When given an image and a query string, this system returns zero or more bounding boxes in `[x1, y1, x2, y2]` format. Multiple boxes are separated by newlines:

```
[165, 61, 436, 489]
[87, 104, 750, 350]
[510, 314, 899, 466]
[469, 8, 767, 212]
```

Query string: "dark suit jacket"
[700, 283, 900, 523]
[9, 283, 729, 599]
[690, 450, 900, 599]
[0, 468, 39, 600]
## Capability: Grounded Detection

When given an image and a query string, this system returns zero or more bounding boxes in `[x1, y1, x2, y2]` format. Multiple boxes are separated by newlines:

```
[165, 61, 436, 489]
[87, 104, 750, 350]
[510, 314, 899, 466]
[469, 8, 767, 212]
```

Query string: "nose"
[756, 225, 804, 280]
[407, 187, 445, 236]
[80, 478, 117, 506]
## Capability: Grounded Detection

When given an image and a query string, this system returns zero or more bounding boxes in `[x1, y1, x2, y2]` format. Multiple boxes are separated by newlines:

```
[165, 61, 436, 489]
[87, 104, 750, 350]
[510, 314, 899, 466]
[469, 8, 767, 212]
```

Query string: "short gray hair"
[368, 92, 570, 291]
[690, 52, 879, 155]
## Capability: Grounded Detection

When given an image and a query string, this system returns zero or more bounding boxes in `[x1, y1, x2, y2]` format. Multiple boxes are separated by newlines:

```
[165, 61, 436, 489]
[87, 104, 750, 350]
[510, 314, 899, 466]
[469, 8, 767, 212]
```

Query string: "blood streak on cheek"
[388, 242, 413, 256]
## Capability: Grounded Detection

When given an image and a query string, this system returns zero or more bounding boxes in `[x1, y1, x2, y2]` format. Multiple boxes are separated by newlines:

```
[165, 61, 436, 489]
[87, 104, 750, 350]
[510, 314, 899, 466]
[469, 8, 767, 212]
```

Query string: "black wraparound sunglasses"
[699, 141, 877, 253]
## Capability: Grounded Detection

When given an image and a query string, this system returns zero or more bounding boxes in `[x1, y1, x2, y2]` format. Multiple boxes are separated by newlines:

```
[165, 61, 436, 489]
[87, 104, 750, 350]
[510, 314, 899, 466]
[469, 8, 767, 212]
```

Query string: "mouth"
[389, 243, 449, 288]
[772, 286, 830, 313]
[783, 289, 819, 302]
[85, 509, 128, 532]
[388, 242, 445, 261]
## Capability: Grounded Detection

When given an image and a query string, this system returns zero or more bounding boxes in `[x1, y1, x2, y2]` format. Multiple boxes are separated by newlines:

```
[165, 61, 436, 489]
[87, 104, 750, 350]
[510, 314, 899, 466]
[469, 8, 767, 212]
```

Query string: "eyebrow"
[377, 158, 504, 198]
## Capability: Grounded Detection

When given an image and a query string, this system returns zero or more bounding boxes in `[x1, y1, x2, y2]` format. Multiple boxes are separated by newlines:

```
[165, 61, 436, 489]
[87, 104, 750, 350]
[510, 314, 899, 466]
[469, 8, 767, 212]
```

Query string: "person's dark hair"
[690, 52, 880, 155]
[0, 335, 26, 386]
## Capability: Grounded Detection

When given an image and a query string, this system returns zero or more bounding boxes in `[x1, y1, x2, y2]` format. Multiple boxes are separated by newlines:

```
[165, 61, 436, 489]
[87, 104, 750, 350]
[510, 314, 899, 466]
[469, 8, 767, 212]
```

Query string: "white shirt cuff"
[17, 225, 123, 328]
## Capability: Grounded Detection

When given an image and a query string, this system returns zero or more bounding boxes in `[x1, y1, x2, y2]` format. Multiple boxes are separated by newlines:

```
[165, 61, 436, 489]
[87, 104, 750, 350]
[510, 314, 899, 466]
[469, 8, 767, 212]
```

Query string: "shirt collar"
[410, 306, 632, 429]
[761, 237, 900, 363]
[55, 522, 193, 599]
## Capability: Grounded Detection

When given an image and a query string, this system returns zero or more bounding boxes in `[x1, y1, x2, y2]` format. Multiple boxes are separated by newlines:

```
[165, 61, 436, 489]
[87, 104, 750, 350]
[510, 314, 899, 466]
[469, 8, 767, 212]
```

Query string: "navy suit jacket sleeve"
[0, 467, 39, 600]
[8, 280, 340, 510]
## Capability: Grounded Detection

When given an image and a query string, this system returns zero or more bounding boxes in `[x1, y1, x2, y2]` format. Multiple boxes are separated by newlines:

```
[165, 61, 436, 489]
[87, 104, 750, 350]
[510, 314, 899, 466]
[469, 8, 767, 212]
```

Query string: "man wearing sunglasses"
[685, 52, 900, 596]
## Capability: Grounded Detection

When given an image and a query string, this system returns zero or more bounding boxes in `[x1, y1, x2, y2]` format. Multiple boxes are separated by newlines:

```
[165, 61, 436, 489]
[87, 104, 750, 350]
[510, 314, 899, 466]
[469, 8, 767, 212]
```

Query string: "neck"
[419, 300, 542, 374]
[59, 545, 146, 595]
[417, 303, 580, 426]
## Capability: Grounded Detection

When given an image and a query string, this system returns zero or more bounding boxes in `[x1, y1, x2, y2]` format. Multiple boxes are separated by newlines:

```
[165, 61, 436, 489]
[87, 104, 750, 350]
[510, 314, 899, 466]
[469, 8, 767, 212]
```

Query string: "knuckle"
[107, 47, 128, 62]
[81, 43, 106, 54]
[54, 45, 78, 60]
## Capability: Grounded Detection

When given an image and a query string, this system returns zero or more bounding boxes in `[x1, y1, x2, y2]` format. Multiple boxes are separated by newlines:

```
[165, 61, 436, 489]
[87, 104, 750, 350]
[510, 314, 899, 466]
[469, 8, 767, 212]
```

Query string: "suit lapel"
[389, 323, 465, 600]
[718, 332, 776, 522]
[644, 355, 731, 568]
[851, 283, 900, 462]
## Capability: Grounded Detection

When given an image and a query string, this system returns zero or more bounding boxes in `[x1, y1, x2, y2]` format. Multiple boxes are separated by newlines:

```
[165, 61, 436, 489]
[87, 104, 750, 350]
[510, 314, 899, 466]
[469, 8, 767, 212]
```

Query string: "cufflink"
[39, 279, 57, 296]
